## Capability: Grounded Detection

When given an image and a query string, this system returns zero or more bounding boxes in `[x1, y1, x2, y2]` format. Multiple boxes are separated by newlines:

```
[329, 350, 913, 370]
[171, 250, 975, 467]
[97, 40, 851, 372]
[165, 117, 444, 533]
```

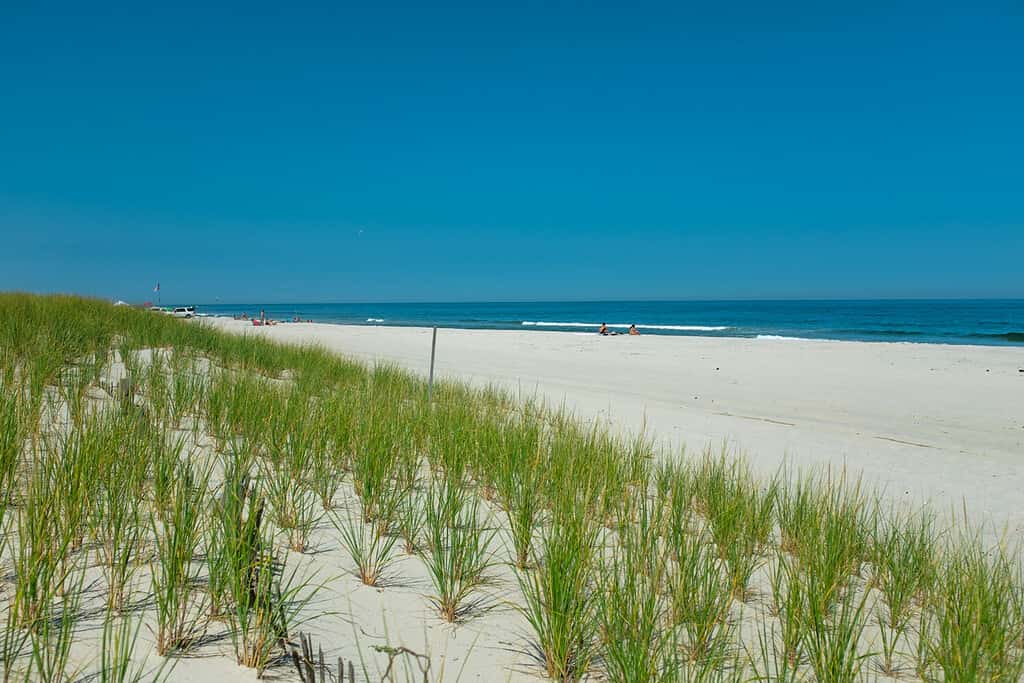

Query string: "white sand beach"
[6, 304, 1024, 683]
[212, 319, 1024, 540]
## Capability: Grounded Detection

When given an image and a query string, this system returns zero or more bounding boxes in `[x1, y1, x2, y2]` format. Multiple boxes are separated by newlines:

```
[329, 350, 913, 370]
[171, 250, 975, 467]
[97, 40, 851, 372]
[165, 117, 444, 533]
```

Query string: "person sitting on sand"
[629, 324, 640, 336]
[599, 322, 609, 335]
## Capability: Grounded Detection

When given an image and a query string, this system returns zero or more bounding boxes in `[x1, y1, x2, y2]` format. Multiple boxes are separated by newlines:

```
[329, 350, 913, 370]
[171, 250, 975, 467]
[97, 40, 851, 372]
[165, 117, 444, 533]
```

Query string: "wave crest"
[521, 321, 730, 332]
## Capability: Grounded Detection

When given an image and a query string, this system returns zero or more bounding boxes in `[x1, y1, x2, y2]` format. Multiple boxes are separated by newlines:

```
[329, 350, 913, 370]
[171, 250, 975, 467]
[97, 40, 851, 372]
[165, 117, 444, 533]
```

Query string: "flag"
[154, 282, 160, 293]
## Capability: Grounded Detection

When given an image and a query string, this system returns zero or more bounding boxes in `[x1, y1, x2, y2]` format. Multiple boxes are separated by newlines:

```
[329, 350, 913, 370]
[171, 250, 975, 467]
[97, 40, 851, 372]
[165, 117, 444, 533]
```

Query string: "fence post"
[427, 326, 438, 402]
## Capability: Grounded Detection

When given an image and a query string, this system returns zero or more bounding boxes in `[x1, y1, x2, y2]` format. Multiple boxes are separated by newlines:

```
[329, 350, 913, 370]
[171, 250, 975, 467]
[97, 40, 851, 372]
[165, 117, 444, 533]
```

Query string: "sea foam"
[522, 321, 730, 332]
[756, 334, 843, 342]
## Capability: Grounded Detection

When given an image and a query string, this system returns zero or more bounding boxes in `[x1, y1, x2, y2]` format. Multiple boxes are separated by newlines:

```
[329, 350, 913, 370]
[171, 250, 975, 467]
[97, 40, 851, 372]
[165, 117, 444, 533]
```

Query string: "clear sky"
[1, 1, 1021, 303]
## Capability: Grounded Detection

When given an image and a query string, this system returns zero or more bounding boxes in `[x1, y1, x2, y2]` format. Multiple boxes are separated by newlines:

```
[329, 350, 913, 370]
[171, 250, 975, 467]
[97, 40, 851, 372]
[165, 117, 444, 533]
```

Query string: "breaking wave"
[521, 321, 730, 332]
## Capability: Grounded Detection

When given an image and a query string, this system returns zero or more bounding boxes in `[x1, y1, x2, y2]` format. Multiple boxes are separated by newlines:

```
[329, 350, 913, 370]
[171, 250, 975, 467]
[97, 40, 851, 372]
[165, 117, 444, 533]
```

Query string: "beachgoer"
[629, 324, 640, 336]
[599, 322, 609, 335]
[260, 309, 266, 324]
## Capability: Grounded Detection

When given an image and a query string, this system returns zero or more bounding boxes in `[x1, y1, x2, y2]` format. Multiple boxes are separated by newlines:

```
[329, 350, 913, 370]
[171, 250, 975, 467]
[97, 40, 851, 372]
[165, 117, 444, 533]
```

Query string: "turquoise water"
[189, 300, 1024, 346]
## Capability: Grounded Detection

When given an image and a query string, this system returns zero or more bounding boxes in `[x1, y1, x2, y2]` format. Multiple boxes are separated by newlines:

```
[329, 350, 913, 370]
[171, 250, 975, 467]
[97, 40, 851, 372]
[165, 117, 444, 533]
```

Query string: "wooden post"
[118, 377, 133, 403]
[427, 326, 438, 402]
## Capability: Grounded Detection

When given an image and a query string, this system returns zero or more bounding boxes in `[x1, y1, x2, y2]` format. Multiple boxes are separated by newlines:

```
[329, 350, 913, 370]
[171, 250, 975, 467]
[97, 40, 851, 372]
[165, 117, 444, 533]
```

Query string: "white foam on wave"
[366, 318, 384, 323]
[756, 334, 842, 342]
[636, 324, 731, 332]
[522, 321, 730, 332]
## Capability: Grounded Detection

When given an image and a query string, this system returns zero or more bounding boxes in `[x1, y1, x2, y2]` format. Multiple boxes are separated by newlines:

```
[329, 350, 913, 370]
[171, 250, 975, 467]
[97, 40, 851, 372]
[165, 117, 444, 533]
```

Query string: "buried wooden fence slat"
[291, 632, 357, 682]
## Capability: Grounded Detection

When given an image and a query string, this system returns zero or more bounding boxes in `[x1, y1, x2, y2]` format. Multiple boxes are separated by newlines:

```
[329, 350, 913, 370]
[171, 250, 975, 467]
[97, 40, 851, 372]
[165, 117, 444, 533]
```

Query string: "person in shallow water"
[598, 322, 609, 335]
[629, 324, 640, 336]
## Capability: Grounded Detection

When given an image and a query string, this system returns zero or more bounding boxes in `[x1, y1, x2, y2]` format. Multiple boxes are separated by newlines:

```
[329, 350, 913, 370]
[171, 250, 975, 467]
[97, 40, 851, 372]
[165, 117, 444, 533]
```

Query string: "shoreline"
[203, 314, 1024, 350]
[210, 318, 1024, 541]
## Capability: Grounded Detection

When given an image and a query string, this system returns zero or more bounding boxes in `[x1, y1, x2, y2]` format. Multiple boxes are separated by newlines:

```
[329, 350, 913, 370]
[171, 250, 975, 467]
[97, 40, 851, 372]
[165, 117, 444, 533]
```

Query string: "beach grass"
[1, 292, 1023, 680]
[517, 503, 600, 680]
[332, 504, 399, 587]
[421, 473, 495, 622]
[150, 458, 209, 655]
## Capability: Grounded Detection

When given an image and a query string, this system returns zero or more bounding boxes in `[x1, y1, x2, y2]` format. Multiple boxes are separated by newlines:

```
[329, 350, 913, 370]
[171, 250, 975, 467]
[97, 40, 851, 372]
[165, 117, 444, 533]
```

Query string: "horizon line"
[150, 296, 1024, 306]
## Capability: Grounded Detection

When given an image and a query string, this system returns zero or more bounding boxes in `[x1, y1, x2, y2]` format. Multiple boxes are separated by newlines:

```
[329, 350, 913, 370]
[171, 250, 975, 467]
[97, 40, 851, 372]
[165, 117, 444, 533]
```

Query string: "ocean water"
[190, 300, 1024, 346]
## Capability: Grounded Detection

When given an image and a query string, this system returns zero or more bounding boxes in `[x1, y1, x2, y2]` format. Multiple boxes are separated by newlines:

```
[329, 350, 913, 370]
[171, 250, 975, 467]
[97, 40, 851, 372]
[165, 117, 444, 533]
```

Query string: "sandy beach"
[212, 319, 1024, 540]
[5, 296, 1024, 682]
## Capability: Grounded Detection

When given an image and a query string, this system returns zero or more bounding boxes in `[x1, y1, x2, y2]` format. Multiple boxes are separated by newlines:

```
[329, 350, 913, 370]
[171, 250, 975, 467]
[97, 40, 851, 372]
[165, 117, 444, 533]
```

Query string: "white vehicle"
[172, 306, 196, 319]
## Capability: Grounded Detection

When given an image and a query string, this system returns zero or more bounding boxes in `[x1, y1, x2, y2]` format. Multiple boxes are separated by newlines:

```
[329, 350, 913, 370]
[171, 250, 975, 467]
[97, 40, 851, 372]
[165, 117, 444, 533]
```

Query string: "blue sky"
[1, 1, 1021, 303]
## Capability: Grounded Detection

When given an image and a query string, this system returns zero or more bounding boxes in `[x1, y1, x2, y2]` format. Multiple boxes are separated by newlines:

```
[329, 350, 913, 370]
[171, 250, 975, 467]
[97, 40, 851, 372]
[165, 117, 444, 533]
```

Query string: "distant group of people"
[233, 309, 311, 325]
[598, 322, 640, 336]
[233, 309, 276, 325]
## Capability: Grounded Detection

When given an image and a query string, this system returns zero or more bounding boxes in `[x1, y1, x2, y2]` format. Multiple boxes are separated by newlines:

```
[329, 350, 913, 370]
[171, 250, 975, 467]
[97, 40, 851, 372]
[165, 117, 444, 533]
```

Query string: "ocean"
[189, 300, 1024, 346]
